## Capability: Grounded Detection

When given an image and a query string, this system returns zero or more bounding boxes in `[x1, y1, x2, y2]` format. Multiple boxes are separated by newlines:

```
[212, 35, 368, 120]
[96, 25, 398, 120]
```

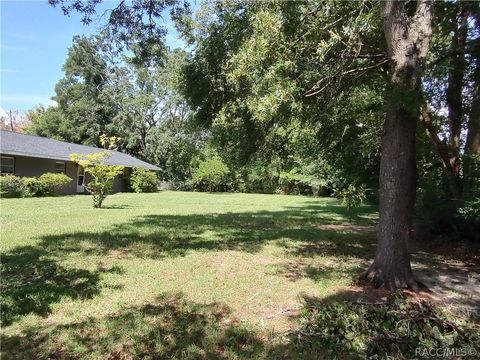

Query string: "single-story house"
[0, 130, 160, 194]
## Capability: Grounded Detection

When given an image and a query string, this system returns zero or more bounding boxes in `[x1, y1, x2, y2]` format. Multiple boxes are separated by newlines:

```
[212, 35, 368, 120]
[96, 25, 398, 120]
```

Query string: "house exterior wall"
[1, 154, 127, 195]
[8, 155, 77, 194]
[112, 172, 125, 193]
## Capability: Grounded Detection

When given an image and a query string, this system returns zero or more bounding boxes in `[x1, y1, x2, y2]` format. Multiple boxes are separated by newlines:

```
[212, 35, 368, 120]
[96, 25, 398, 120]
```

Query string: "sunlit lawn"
[1, 191, 377, 359]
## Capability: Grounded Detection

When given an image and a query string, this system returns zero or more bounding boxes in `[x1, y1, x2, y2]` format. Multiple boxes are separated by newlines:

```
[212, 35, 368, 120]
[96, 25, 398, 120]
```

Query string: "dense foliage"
[292, 297, 480, 359]
[38, 173, 72, 195]
[334, 184, 367, 211]
[130, 168, 158, 193]
[191, 152, 230, 193]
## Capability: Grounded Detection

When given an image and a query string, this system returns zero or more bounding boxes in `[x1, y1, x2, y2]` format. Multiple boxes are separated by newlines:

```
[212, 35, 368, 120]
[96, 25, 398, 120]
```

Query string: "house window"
[0, 156, 15, 174]
[55, 161, 66, 174]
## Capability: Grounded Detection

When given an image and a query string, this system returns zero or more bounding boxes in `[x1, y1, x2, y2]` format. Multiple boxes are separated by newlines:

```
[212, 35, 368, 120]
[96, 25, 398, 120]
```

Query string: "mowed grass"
[1, 191, 377, 359]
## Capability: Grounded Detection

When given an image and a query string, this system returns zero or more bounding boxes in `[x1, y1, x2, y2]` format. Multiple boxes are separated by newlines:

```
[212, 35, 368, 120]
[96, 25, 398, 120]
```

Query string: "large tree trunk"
[465, 5, 480, 157]
[445, 3, 468, 181]
[364, 0, 433, 291]
[463, 6, 480, 201]
[465, 45, 480, 157]
[464, 35, 480, 195]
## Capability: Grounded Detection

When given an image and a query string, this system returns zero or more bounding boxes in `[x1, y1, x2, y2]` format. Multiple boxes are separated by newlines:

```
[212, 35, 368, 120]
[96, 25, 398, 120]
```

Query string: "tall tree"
[54, 36, 118, 146]
[465, 6, 480, 158]
[25, 106, 68, 139]
[363, 1, 433, 291]
[111, 49, 191, 156]
[420, 1, 477, 199]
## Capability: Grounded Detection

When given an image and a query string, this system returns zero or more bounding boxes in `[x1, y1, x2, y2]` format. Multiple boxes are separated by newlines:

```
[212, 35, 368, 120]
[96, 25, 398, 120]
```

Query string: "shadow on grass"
[284, 201, 377, 223]
[2, 290, 385, 360]
[286, 290, 480, 360]
[9, 290, 467, 360]
[1, 293, 282, 359]
[1, 290, 382, 360]
[0, 246, 123, 326]
[275, 260, 364, 283]
[101, 204, 135, 209]
[1, 203, 377, 333]
[37, 208, 377, 261]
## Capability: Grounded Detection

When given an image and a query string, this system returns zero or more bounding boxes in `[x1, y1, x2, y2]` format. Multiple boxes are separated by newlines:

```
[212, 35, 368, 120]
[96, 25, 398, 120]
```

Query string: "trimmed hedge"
[38, 173, 72, 195]
[0, 173, 72, 198]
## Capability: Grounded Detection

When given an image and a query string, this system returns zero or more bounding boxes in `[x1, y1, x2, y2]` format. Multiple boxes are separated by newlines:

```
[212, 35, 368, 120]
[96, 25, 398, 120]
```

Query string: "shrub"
[191, 156, 229, 193]
[38, 173, 72, 195]
[23, 177, 48, 197]
[130, 167, 158, 193]
[0, 175, 25, 198]
[278, 169, 301, 195]
[70, 151, 124, 208]
[291, 297, 480, 359]
[333, 183, 367, 210]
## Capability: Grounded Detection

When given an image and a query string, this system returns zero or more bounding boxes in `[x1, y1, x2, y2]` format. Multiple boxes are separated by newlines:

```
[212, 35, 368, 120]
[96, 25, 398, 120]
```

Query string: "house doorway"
[77, 166, 85, 193]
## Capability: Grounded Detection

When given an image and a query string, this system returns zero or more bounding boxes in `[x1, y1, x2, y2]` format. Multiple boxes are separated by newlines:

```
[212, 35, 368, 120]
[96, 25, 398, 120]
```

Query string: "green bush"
[291, 297, 479, 359]
[38, 173, 72, 195]
[0, 175, 25, 198]
[278, 169, 301, 195]
[333, 183, 367, 210]
[24, 177, 48, 197]
[130, 168, 158, 193]
[191, 156, 230, 193]
[0, 173, 71, 198]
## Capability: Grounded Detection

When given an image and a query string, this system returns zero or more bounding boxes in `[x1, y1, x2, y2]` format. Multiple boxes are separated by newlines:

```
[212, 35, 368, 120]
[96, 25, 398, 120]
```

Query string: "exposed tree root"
[361, 264, 430, 293]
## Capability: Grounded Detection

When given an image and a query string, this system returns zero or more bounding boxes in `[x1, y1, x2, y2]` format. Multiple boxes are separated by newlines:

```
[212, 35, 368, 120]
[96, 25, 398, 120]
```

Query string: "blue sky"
[1, 0, 185, 112]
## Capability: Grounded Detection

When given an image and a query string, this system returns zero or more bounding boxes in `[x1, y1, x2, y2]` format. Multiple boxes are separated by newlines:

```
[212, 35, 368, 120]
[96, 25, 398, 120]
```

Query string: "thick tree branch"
[419, 106, 452, 173]
[305, 58, 391, 97]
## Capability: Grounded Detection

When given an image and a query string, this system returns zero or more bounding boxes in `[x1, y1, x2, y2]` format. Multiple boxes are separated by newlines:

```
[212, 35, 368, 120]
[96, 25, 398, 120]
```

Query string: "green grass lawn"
[1, 191, 378, 359]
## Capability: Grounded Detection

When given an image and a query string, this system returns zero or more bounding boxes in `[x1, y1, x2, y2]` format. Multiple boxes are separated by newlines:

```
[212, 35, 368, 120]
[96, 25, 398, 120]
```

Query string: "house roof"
[0, 130, 160, 171]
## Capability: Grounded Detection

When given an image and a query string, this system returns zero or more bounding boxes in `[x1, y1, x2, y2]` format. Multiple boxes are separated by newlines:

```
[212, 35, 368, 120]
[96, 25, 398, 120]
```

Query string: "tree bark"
[363, 0, 433, 291]
[464, 31, 480, 195]
[465, 4, 480, 157]
[445, 3, 468, 179]
[465, 46, 480, 157]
